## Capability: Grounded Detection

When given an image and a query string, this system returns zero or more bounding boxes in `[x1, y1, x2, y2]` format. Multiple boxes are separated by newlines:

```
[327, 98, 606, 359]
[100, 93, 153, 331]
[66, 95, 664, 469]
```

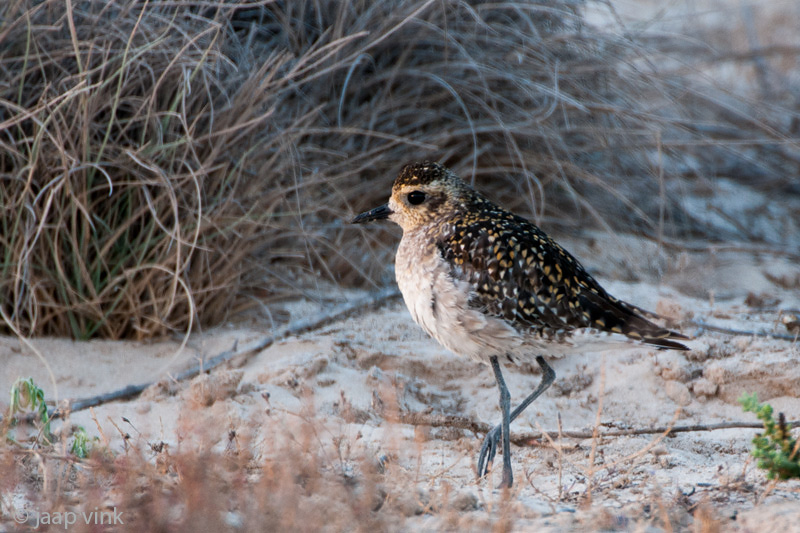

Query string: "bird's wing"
[437, 211, 689, 350]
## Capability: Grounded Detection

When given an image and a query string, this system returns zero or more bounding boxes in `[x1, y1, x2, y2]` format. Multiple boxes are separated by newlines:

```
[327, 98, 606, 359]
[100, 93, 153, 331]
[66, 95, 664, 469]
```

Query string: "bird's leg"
[485, 355, 513, 488]
[477, 356, 555, 484]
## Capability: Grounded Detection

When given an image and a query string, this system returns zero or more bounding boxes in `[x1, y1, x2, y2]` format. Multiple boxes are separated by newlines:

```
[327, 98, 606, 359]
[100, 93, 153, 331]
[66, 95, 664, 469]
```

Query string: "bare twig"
[3, 288, 399, 424]
[689, 319, 799, 342]
[395, 412, 800, 444]
[557, 413, 564, 501]
[602, 408, 681, 473]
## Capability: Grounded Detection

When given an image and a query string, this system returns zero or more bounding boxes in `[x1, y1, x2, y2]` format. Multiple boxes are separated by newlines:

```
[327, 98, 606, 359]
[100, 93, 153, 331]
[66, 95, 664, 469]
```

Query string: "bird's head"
[352, 161, 469, 232]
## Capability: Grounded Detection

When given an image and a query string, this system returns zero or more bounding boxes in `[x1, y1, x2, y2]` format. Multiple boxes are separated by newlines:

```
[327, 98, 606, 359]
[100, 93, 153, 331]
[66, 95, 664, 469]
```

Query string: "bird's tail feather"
[578, 291, 690, 351]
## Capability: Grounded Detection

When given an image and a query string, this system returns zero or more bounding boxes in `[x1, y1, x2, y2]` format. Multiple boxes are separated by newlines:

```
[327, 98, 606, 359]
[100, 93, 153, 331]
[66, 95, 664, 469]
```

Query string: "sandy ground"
[2, 227, 799, 531]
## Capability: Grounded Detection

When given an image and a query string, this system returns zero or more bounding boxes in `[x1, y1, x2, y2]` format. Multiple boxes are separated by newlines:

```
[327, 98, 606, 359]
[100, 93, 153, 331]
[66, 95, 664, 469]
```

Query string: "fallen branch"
[689, 319, 798, 342]
[396, 412, 800, 446]
[4, 288, 400, 423]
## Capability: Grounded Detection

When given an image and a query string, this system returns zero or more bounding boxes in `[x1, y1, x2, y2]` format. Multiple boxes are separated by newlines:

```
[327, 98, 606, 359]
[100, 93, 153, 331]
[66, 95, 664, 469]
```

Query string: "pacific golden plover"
[353, 161, 689, 488]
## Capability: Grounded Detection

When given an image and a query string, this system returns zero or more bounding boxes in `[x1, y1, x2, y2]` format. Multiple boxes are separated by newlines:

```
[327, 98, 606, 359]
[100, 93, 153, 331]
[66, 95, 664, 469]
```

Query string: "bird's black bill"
[352, 204, 392, 224]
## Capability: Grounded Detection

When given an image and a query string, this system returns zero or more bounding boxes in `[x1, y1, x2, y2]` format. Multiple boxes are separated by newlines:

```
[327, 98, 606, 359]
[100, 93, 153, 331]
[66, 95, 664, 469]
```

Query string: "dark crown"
[394, 161, 450, 189]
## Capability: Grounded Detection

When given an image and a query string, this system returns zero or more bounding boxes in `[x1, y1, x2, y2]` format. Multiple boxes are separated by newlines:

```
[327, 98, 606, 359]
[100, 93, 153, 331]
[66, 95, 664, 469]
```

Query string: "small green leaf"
[6, 377, 52, 444]
[740, 392, 800, 480]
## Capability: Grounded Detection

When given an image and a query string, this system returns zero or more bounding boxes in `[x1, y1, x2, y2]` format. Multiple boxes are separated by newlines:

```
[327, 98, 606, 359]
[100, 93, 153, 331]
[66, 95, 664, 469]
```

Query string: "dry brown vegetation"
[2, 0, 800, 531]
[2, 0, 796, 340]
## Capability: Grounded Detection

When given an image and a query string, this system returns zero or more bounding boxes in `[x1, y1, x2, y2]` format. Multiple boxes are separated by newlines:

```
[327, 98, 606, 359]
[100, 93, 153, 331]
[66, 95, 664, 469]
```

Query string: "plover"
[353, 161, 689, 488]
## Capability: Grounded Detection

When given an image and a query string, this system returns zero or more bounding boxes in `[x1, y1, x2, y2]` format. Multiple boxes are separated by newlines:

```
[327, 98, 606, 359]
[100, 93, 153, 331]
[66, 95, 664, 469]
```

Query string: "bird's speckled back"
[389, 161, 688, 351]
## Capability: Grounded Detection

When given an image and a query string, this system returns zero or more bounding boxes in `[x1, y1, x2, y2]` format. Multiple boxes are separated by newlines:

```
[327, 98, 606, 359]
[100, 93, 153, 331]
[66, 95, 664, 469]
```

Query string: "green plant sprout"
[740, 393, 800, 480]
[8, 377, 52, 443]
[70, 426, 95, 458]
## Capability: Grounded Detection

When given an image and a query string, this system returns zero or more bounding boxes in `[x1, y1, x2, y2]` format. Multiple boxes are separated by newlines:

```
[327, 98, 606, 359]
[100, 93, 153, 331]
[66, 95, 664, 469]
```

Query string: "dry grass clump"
[1, 0, 797, 340]
[0, 0, 287, 339]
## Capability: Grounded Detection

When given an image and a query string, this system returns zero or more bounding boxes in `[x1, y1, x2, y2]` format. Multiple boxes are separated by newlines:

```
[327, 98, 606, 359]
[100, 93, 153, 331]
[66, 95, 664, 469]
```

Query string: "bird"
[352, 161, 689, 488]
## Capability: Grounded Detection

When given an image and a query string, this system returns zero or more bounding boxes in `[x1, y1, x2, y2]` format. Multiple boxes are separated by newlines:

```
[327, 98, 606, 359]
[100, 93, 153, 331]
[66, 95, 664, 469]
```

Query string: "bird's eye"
[407, 191, 426, 205]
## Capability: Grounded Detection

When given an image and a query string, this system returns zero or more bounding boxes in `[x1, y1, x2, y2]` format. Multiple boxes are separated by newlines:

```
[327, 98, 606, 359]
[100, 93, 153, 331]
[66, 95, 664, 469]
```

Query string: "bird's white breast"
[395, 230, 525, 363]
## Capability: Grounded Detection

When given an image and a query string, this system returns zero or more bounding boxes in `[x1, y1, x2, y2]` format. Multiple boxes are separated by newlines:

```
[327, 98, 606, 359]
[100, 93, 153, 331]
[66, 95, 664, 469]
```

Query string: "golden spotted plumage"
[392, 161, 688, 351]
[353, 160, 689, 489]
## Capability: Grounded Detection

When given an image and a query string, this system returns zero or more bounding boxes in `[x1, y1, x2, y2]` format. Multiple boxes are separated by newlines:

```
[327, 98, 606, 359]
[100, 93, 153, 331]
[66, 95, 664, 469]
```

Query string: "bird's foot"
[477, 424, 500, 478]
[478, 425, 514, 488]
